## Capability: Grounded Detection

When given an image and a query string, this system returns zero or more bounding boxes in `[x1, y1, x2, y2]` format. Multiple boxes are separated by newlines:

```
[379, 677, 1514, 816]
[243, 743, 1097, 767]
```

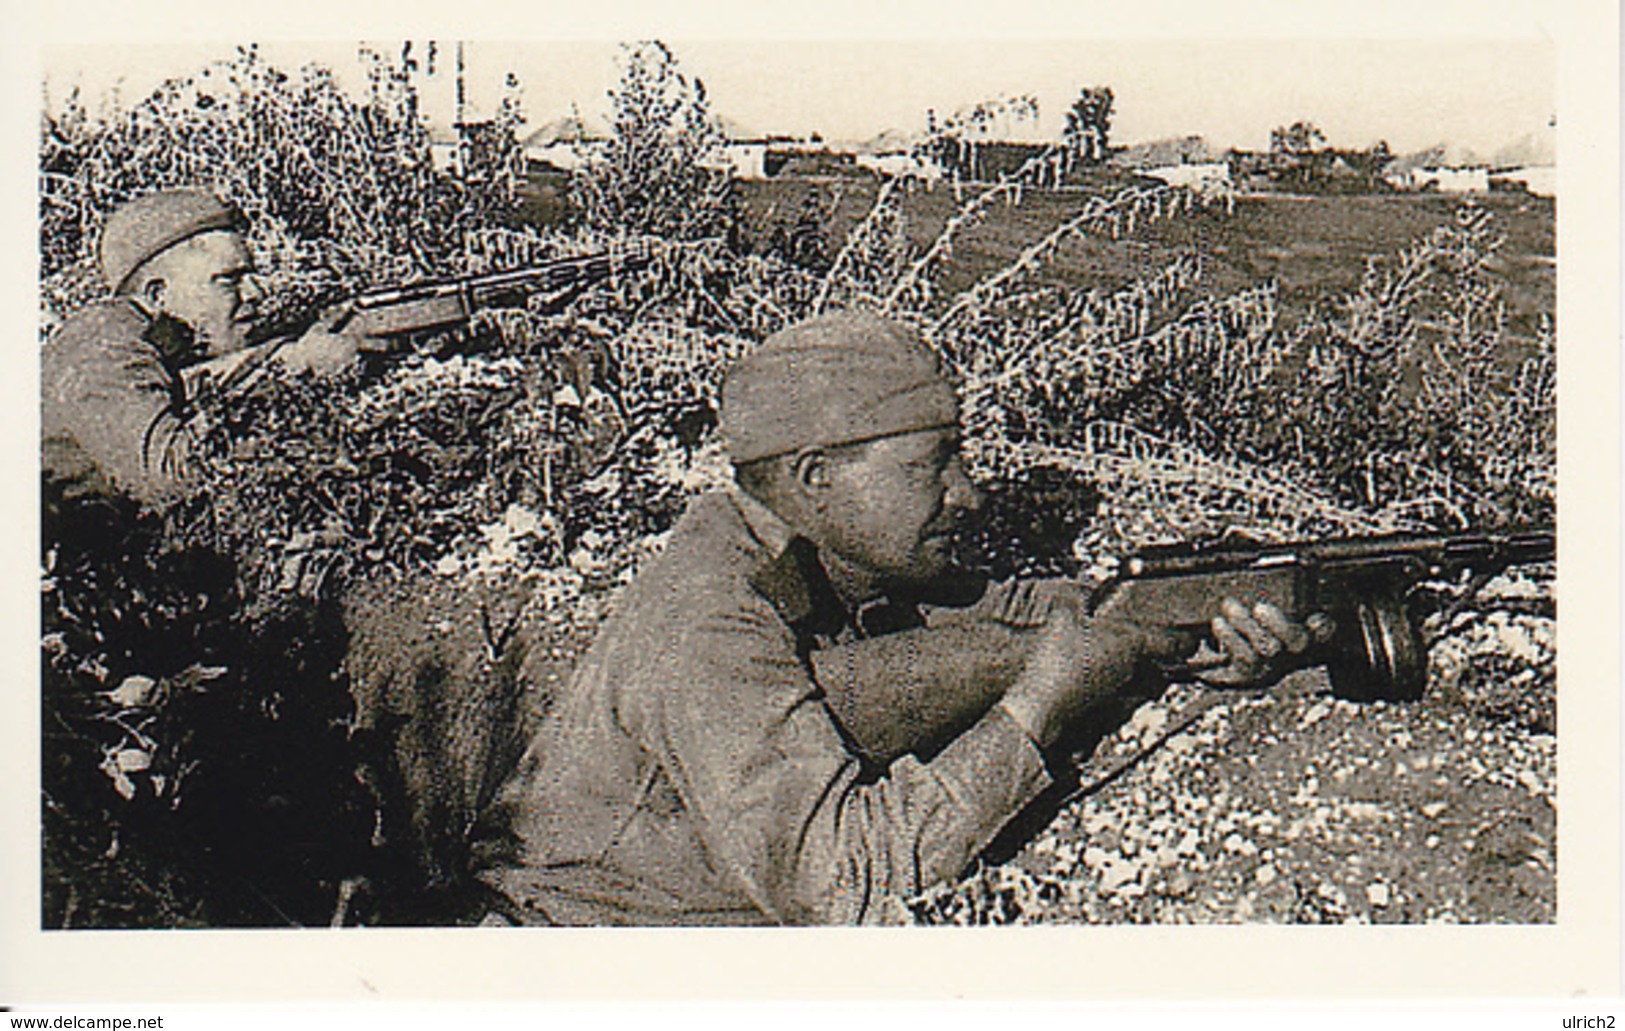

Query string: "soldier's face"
[142, 230, 262, 357]
[819, 426, 982, 591]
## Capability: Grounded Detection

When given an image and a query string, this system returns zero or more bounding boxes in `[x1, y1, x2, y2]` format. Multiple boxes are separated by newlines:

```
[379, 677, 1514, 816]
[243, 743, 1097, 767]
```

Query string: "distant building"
[693, 118, 795, 180]
[843, 128, 944, 182]
[698, 141, 771, 180]
[527, 143, 602, 173]
[854, 152, 944, 182]
[1113, 135, 1223, 170]
[429, 124, 461, 173]
[429, 120, 515, 179]
[1139, 161, 1232, 195]
[1389, 166, 1491, 194]
[764, 145, 857, 178]
[1490, 166, 1556, 198]
[1380, 146, 1497, 194]
[522, 115, 609, 173]
[1114, 137, 1231, 193]
[524, 114, 609, 146]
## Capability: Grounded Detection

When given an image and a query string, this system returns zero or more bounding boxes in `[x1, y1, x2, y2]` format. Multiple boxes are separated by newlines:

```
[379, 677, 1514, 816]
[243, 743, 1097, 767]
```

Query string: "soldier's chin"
[903, 542, 956, 585]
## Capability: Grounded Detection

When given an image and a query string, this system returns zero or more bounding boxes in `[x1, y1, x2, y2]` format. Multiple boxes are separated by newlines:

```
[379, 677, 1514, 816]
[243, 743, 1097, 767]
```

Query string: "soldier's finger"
[320, 301, 357, 332]
[1306, 612, 1338, 645]
[1181, 640, 1231, 672]
[1221, 597, 1279, 659]
[1190, 636, 1249, 687]
[1210, 614, 1259, 673]
[1252, 602, 1309, 653]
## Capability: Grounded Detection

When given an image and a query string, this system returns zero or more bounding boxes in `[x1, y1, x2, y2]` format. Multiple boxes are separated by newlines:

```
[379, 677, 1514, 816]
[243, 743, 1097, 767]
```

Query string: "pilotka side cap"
[720, 310, 960, 464]
[98, 189, 245, 294]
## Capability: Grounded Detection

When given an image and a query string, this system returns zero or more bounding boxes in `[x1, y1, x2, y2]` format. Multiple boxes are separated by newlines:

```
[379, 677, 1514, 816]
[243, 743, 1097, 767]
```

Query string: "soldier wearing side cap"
[42, 188, 371, 510]
[475, 310, 1318, 926]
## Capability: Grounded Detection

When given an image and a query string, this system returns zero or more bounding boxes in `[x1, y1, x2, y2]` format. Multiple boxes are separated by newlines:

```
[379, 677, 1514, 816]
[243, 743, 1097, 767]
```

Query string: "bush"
[569, 41, 738, 243]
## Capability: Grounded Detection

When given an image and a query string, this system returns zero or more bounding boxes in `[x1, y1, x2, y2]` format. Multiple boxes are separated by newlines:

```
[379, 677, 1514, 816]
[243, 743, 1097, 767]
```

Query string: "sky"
[43, 38, 1555, 160]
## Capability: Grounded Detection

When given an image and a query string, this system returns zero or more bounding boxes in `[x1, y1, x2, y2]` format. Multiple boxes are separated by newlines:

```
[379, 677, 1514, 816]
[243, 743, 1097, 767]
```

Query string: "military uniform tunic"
[41, 298, 196, 507]
[477, 489, 1053, 925]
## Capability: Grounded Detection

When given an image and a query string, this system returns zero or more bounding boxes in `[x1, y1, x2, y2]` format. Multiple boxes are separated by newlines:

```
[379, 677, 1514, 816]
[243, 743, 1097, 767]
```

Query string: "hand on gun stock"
[997, 593, 1323, 750]
[1151, 597, 1336, 689]
[273, 301, 382, 377]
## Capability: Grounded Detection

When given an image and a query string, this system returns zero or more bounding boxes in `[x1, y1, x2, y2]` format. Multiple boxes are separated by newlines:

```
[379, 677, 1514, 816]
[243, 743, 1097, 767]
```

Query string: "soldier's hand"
[278, 302, 374, 377]
[998, 598, 1186, 749]
[1187, 598, 1332, 688]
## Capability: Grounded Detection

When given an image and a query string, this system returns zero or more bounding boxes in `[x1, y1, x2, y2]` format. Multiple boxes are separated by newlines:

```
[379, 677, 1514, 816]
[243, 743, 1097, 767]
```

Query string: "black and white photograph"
[7, 0, 1620, 1013]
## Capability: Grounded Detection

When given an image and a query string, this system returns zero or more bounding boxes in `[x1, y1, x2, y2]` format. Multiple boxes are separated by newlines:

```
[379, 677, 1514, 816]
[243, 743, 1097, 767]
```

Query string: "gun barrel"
[1440, 530, 1556, 567]
[354, 280, 466, 310]
[470, 251, 652, 306]
[1127, 528, 1554, 579]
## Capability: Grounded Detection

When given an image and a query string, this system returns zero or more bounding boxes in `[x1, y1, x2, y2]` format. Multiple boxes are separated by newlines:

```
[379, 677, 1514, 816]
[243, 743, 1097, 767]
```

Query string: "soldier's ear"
[137, 274, 168, 308]
[787, 448, 833, 495]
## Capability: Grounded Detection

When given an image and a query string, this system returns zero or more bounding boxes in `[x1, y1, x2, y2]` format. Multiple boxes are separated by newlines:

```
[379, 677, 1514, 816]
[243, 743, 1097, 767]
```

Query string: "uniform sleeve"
[646, 598, 1052, 925]
[42, 325, 194, 506]
[924, 575, 1089, 629]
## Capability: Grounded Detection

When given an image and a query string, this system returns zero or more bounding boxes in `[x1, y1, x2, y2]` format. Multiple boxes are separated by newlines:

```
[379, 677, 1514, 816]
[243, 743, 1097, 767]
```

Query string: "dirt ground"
[910, 671, 1555, 924]
[902, 562, 1557, 924]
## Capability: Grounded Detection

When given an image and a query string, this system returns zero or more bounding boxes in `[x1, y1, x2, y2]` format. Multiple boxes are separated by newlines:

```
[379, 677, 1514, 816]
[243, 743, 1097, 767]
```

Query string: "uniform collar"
[729, 485, 922, 642]
[730, 486, 850, 640]
[119, 297, 206, 369]
[729, 483, 796, 562]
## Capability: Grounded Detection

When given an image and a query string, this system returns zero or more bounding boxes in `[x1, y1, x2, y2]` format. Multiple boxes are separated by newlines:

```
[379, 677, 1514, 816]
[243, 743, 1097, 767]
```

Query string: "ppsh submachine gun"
[1093, 526, 1556, 701]
[341, 245, 658, 342]
[811, 526, 1554, 768]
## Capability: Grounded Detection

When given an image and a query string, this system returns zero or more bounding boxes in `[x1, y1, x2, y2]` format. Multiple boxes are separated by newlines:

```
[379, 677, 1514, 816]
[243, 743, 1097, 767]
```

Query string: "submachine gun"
[814, 526, 1553, 765]
[1094, 526, 1556, 701]
[341, 246, 657, 342]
